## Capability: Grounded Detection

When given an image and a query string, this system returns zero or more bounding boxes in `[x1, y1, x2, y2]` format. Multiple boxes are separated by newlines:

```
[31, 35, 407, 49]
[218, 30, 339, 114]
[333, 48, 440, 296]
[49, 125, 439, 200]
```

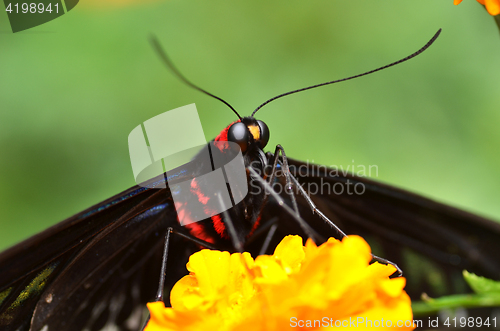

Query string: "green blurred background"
[0, 0, 499, 251]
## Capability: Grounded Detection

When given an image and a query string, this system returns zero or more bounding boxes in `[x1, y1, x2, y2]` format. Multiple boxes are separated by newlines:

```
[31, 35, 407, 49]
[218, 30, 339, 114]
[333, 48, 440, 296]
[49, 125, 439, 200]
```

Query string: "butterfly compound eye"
[227, 122, 249, 152]
[257, 120, 270, 148]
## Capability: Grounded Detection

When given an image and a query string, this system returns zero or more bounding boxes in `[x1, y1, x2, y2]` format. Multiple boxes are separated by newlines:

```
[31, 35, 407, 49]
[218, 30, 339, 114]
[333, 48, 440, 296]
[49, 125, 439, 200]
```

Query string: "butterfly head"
[216, 117, 270, 154]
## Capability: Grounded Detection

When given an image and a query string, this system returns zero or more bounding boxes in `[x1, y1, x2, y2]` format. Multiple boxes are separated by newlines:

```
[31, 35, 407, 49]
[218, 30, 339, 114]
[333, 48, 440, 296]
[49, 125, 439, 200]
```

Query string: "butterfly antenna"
[150, 35, 242, 120]
[252, 29, 441, 117]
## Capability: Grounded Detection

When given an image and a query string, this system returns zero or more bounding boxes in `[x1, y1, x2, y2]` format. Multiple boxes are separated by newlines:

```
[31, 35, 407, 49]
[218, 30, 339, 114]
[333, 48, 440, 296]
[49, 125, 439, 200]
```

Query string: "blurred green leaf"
[411, 293, 500, 316]
[463, 270, 500, 294]
[413, 293, 500, 316]
[413, 271, 500, 316]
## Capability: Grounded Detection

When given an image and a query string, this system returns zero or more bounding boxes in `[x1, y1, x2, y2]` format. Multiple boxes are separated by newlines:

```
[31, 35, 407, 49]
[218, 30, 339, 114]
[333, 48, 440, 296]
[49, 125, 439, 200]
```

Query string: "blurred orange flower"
[454, 0, 500, 16]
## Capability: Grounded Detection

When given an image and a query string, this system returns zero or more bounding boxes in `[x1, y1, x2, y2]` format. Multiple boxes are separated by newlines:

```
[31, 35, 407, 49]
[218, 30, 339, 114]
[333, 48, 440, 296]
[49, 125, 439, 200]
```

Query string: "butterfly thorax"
[181, 117, 271, 249]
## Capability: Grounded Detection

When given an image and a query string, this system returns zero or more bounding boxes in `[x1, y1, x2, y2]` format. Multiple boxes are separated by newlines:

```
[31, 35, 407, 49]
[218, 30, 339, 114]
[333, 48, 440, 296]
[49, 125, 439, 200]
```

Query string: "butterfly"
[1, 28, 499, 331]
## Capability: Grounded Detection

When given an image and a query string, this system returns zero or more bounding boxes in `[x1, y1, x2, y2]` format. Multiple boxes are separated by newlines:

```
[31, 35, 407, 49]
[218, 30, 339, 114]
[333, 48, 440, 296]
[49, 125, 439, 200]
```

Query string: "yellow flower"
[145, 235, 415, 330]
[454, 0, 500, 16]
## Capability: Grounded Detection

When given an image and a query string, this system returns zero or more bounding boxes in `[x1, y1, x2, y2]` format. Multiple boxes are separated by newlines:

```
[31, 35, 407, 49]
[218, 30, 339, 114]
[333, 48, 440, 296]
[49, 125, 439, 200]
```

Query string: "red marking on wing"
[248, 215, 261, 237]
[184, 222, 215, 244]
[175, 201, 197, 225]
[211, 214, 228, 238]
[175, 201, 215, 244]
[190, 179, 209, 205]
[190, 179, 229, 239]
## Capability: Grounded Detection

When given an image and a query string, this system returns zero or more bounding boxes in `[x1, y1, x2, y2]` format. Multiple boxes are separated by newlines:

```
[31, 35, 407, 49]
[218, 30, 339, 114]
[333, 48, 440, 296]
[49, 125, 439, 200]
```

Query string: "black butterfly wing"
[3, 150, 499, 330]
[285, 158, 500, 299]
[0, 174, 194, 331]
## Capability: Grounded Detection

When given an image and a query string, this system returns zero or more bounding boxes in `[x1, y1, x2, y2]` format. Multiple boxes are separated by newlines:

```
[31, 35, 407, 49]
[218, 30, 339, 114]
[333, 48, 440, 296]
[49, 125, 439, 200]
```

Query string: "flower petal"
[272, 235, 304, 274]
[485, 0, 500, 15]
[148, 235, 414, 331]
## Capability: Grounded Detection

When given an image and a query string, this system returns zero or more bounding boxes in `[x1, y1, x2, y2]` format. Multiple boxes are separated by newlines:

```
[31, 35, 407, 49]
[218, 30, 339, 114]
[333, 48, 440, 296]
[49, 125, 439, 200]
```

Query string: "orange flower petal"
[145, 302, 177, 331]
[485, 0, 500, 15]
[272, 235, 304, 274]
[379, 277, 407, 298]
[147, 235, 415, 331]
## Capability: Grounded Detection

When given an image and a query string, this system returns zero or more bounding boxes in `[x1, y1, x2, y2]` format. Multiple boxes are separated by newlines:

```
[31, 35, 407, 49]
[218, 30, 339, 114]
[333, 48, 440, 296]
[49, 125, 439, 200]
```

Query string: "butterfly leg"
[244, 216, 280, 252]
[155, 228, 172, 302]
[154, 227, 220, 302]
[286, 170, 403, 276]
[140, 227, 175, 331]
[266, 145, 348, 239]
[371, 254, 403, 276]
[140, 221, 236, 330]
[217, 194, 244, 252]
[265, 145, 300, 214]
[287, 174, 347, 238]
[247, 166, 321, 243]
[258, 222, 279, 256]
[265, 145, 342, 240]
[244, 145, 303, 247]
